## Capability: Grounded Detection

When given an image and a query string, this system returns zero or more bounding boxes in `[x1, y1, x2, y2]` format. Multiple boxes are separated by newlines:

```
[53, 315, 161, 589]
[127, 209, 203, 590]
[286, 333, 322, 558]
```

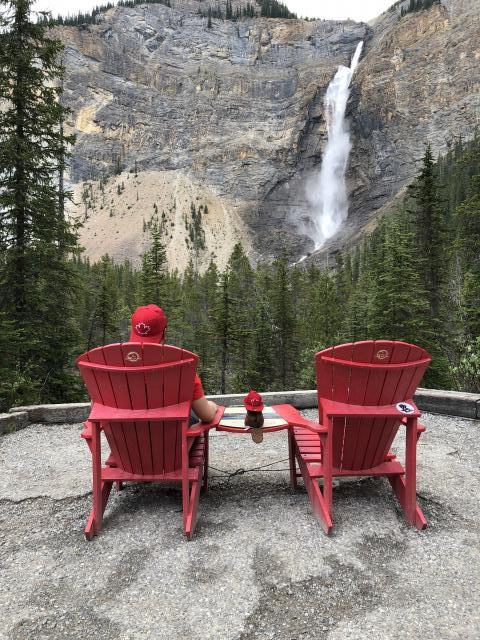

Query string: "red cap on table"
[129, 305, 167, 343]
[244, 390, 264, 413]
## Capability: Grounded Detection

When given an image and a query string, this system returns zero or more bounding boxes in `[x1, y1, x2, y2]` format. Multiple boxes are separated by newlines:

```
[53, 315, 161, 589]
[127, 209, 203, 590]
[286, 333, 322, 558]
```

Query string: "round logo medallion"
[126, 351, 141, 363]
[376, 349, 389, 360]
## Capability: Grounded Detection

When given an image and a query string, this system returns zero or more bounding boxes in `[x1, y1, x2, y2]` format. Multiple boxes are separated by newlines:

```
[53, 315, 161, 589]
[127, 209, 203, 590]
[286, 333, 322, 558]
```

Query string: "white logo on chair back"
[376, 349, 389, 360]
[396, 402, 414, 414]
[126, 351, 141, 363]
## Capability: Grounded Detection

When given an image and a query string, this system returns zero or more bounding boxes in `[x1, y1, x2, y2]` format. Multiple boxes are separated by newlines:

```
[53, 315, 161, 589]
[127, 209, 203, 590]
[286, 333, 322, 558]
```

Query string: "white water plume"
[307, 41, 363, 249]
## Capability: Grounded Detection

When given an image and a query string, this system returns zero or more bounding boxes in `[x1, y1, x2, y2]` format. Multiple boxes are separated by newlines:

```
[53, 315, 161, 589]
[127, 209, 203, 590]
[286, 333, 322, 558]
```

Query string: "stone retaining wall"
[1, 388, 478, 435]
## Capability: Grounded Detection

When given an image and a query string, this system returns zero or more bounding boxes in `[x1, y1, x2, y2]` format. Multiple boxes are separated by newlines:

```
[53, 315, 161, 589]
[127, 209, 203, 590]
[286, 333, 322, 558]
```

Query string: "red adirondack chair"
[76, 342, 223, 540]
[277, 340, 431, 534]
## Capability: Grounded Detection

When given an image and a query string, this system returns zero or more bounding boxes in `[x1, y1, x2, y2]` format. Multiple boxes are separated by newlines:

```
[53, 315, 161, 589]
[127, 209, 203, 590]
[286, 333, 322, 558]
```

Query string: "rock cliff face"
[60, 0, 479, 268]
[335, 0, 480, 257]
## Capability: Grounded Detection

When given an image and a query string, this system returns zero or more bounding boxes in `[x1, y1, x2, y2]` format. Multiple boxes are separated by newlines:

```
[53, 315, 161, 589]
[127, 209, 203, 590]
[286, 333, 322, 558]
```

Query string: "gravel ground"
[0, 412, 479, 640]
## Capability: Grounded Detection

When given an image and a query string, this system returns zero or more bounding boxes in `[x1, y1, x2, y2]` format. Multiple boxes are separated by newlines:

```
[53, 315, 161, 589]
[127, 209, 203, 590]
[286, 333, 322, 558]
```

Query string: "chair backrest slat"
[316, 340, 431, 471]
[87, 346, 117, 407]
[118, 344, 151, 474]
[103, 344, 147, 474]
[77, 343, 198, 476]
[341, 341, 383, 469]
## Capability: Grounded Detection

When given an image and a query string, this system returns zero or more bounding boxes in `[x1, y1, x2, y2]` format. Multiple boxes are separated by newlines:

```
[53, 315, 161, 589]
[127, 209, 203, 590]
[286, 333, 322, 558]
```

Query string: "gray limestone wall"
[2, 388, 478, 434]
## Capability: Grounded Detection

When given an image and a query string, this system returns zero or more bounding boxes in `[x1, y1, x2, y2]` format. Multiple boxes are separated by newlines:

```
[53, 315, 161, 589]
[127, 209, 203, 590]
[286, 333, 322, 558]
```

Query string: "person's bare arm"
[192, 396, 218, 423]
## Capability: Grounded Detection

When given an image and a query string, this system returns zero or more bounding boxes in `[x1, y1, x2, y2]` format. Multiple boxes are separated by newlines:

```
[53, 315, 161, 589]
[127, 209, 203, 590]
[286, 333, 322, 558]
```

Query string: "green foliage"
[188, 203, 206, 253]
[199, 0, 296, 21]
[451, 338, 480, 393]
[141, 216, 168, 306]
[400, 0, 440, 17]
[89, 255, 122, 345]
[210, 270, 233, 394]
[0, 9, 478, 418]
[268, 251, 299, 389]
[43, 0, 172, 27]
[0, 0, 82, 408]
[257, 0, 296, 19]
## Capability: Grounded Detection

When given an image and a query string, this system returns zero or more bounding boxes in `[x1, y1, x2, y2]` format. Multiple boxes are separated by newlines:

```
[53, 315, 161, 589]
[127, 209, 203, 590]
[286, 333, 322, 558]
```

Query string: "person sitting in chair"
[129, 304, 218, 423]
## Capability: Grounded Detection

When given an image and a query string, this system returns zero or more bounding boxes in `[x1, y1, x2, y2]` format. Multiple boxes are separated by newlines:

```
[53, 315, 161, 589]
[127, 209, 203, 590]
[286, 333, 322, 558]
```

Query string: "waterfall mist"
[307, 41, 363, 250]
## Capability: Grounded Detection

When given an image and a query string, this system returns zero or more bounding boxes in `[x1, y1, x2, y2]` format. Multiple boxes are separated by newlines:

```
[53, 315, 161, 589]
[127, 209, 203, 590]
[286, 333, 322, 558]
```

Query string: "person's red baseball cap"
[129, 305, 167, 343]
[244, 390, 264, 413]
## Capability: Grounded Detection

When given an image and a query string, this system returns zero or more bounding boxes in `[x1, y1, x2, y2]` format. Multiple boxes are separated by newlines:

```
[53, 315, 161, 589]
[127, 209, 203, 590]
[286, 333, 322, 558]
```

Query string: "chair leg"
[321, 430, 333, 520]
[297, 450, 333, 534]
[288, 429, 298, 490]
[85, 421, 103, 539]
[203, 432, 209, 492]
[389, 417, 427, 530]
[404, 417, 418, 524]
[85, 480, 113, 540]
[389, 475, 427, 530]
[184, 470, 202, 539]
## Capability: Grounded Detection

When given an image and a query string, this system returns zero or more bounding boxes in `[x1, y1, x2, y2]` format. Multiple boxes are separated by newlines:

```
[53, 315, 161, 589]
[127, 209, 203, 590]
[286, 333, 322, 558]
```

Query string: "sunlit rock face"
[58, 0, 479, 268]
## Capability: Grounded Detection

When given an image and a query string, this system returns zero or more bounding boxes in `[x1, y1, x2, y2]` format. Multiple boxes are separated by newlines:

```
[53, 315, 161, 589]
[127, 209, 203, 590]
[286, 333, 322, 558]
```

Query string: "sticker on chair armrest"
[396, 402, 415, 414]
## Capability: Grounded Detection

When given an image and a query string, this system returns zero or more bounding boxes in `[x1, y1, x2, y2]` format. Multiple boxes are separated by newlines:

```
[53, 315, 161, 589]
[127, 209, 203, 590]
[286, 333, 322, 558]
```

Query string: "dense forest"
[59, 135, 479, 408]
[389, 0, 441, 17]
[42, 0, 296, 27]
[400, 0, 441, 18]
[1, 1, 479, 411]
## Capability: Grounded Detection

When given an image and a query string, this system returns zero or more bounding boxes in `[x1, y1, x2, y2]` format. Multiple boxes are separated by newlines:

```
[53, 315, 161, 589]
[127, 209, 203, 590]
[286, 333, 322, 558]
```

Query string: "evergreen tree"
[258, 0, 296, 18]
[248, 296, 275, 391]
[89, 255, 121, 346]
[196, 261, 220, 392]
[227, 243, 255, 390]
[269, 251, 298, 390]
[210, 270, 233, 394]
[406, 146, 452, 385]
[455, 172, 480, 339]
[0, 0, 81, 406]
[370, 207, 431, 343]
[141, 216, 168, 305]
[408, 146, 448, 319]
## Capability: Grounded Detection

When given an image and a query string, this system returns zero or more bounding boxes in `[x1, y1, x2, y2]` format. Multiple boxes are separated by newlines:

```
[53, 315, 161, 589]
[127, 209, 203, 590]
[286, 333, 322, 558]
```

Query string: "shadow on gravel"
[10, 611, 121, 640]
[239, 531, 406, 640]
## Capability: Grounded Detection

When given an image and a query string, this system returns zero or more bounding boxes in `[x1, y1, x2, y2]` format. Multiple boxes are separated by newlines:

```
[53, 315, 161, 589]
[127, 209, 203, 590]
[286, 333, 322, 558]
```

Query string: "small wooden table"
[217, 405, 290, 434]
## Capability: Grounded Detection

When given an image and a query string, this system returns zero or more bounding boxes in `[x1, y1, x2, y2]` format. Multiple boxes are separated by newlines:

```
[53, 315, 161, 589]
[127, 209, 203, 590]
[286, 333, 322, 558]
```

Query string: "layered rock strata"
[60, 0, 479, 267]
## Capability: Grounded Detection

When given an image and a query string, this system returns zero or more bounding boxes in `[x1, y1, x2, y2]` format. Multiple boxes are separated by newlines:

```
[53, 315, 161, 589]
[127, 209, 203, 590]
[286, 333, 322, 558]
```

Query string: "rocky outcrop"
[333, 0, 480, 258]
[60, 0, 479, 268]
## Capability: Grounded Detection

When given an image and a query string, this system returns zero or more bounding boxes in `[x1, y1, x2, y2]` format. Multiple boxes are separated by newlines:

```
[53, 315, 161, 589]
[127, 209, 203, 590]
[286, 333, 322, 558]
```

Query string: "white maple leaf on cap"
[135, 322, 151, 335]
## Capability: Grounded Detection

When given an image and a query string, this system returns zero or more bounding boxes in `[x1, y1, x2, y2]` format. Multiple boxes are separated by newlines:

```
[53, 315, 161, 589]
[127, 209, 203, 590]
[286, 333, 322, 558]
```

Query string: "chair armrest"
[272, 404, 328, 434]
[321, 398, 421, 419]
[187, 406, 226, 436]
[88, 401, 191, 423]
[81, 420, 93, 440]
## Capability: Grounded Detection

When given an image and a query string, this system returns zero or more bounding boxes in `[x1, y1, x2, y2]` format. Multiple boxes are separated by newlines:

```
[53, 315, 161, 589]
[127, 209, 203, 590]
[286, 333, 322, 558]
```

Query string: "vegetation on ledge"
[389, 0, 441, 18]
[37, 135, 478, 408]
[40, 0, 296, 28]
[39, 0, 172, 27]
[201, 0, 296, 22]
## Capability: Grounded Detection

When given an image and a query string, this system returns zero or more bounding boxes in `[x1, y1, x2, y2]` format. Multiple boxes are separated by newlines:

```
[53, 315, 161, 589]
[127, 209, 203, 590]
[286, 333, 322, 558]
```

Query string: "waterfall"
[308, 41, 363, 249]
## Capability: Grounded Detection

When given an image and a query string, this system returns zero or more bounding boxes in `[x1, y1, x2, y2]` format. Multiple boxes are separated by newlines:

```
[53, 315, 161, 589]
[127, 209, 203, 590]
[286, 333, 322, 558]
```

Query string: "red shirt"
[193, 374, 205, 401]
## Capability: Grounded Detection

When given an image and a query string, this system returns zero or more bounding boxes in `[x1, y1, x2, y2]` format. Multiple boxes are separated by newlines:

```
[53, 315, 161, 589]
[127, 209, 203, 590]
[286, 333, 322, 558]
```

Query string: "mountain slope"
[60, 0, 479, 267]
